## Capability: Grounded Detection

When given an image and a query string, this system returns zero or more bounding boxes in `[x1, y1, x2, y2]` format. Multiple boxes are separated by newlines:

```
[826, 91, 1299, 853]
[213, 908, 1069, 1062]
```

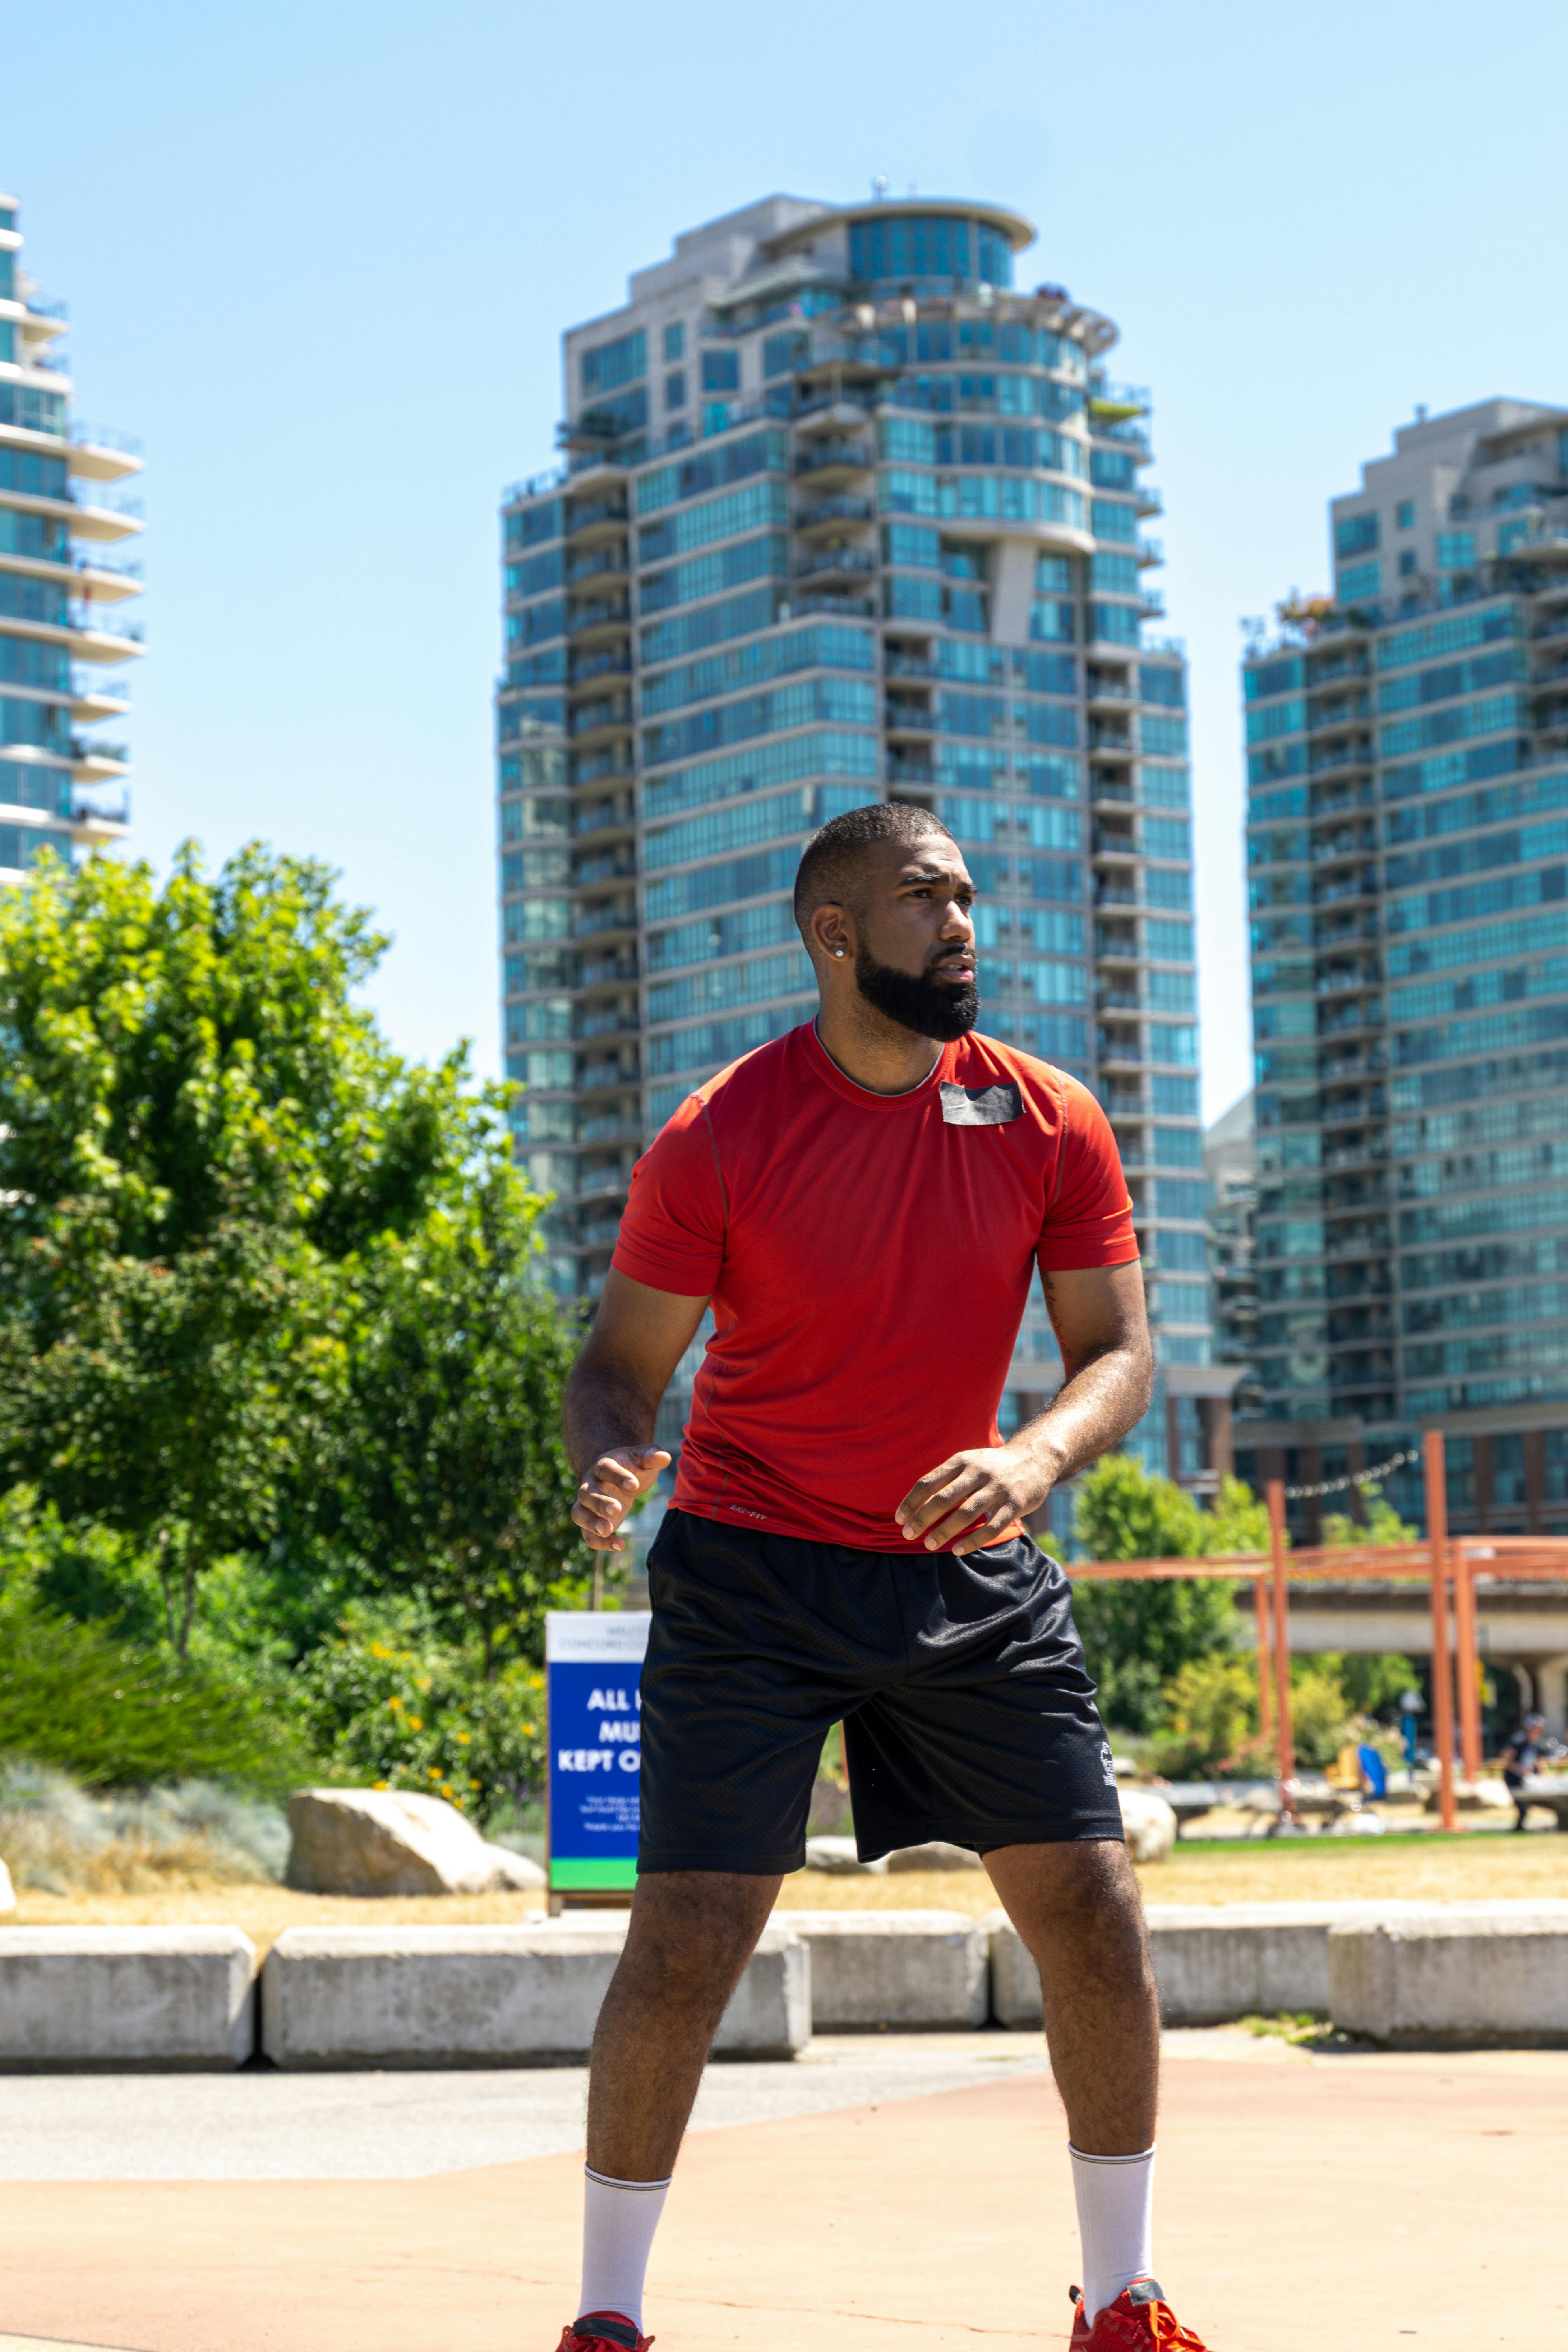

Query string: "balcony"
[795, 389, 875, 427]
[578, 1114, 644, 1146]
[1312, 871, 1378, 908]
[1091, 826, 1137, 859]
[566, 543, 628, 591]
[1097, 423, 1151, 459]
[576, 952, 639, 987]
[578, 1060, 640, 1092]
[573, 901, 636, 938]
[885, 653, 936, 681]
[1088, 380, 1150, 420]
[572, 853, 636, 888]
[566, 598, 630, 638]
[1087, 723, 1133, 756]
[574, 1006, 639, 1041]
[1090, 778, 1134, 808]
[795, 546, 876, 583]
[568, 696, 632, 741]
[885, 697, 934, 736]
[571, 797, 634, 840]
[566, 496, 629, 538]
[571, 746, 634, 788]
[578, 1214, 627, 1250]
[71, 739, 129, 776]
[789, 590, 876, 618]
[886, 756, 935, 786]
[794, 440, 873, 480]
[796, 495, 874, 533]
[569, 647, 631, 689]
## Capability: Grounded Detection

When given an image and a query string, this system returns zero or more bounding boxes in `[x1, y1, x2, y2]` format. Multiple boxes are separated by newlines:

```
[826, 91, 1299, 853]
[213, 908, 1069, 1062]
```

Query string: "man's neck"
[813, 1002, 946, 1097]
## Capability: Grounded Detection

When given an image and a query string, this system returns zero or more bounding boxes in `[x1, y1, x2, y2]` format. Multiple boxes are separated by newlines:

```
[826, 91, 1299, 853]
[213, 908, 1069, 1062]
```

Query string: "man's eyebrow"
[898, 864, 974, 886]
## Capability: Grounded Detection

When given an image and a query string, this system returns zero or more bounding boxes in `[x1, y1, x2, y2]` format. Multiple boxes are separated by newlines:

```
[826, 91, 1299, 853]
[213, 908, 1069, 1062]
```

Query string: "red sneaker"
[557, 2316, 653, 2352]
[1069, 2280, 1212, 2348]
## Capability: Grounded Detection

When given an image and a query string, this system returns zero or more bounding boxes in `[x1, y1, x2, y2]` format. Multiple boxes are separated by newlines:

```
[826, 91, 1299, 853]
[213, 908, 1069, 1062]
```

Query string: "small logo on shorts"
[1099, 1742, 1117, 1789]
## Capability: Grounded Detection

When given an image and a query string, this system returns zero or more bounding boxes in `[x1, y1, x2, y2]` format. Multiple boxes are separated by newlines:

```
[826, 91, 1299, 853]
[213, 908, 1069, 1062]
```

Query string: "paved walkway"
[0, 2041, 1561, 2351]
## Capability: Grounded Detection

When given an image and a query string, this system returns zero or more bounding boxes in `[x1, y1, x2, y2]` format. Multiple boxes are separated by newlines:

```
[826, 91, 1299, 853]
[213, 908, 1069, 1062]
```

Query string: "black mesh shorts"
[638, 1506, 1124, 1874]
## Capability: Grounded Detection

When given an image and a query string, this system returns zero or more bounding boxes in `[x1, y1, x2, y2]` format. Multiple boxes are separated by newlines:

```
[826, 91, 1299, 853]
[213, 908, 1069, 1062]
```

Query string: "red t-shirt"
[612, 1022, 1137, 1550]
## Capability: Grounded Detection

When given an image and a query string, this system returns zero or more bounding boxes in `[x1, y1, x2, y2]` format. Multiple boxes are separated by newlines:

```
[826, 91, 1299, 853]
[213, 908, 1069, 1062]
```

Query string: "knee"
[617, 1875, 771, 2009]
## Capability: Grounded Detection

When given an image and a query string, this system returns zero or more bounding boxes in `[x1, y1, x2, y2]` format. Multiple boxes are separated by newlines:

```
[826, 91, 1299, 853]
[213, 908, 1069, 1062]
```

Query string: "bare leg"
[585, 1870, 783, 2181]
[983, 1839, 1158, 2153]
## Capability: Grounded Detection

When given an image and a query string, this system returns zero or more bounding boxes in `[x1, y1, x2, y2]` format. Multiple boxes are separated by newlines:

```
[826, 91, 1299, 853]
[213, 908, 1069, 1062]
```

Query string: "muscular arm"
[896, 1259, 1153, 1557]
[564, 1267, 711, 1553]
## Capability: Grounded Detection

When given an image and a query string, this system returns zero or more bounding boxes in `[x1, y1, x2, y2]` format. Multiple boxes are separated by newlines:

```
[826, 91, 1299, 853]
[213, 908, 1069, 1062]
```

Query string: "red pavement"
[0, 2052, 1559, 2352]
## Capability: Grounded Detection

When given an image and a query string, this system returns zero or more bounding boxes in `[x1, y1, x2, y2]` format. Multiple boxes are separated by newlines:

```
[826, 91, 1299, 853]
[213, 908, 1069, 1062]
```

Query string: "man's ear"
[812, 902, 852, 962]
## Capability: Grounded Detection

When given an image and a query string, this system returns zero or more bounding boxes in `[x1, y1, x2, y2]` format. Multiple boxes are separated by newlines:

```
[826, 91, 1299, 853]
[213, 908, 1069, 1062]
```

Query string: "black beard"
[853, 944, 979, 1042]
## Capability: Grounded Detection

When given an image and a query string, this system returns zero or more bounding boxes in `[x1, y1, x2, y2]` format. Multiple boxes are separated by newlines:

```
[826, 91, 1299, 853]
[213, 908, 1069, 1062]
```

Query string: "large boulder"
[1118, 1787, 1178, 1864]
[803, 1836, 887, 1874]
[284, 1789, 546, 1898]
[887, 1839, 983, 1872]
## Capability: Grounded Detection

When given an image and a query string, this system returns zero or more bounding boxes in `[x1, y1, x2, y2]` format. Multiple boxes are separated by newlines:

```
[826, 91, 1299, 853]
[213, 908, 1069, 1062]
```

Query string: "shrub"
[1070, 1458, 1242, 1733]
[1150, 1654, 1268, 1779]
[294, 1601, 544, 1823]
[0, 1761, 287, 1892]
[0, 1587, 312, 1792]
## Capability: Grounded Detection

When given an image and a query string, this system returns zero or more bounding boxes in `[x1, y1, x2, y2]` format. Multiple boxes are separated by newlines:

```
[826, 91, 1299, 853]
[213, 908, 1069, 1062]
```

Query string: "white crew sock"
[577, 2166, 673, 2333]
[1069, 2143, 1156, 2323]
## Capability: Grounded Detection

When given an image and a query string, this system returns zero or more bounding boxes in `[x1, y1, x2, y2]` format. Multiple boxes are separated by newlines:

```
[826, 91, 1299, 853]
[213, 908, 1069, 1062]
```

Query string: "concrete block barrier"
[984, 1902, 1432, 2029]
[0, 1928, 256, 2071]
[260, 1921, 808, 2068]
[773, 1909, 987, 2029]
[1328, 1902, 1568, 2047]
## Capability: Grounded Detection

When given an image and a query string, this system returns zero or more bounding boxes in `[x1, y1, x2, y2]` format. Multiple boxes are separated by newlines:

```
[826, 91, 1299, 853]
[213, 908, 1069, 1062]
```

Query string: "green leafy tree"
[1069, 1455, 1245, 1732]
[1321, 1481, 1418, 1548]
[333, 1157, 586, 1675]
[0, 842, 563, 1658]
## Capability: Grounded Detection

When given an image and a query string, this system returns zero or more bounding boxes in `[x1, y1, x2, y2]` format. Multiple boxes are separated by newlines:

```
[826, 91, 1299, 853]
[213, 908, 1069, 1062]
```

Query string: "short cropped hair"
[793, 801, 954, 932]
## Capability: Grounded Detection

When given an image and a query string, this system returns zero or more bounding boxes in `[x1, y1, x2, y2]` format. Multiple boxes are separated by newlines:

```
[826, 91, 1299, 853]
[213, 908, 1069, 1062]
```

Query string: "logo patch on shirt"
[940, 1081, 1024, 1127]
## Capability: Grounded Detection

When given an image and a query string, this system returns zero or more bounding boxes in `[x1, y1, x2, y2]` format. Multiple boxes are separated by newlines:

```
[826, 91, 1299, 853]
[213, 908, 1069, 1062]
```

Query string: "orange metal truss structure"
[1062, 1433, 1568, 1833]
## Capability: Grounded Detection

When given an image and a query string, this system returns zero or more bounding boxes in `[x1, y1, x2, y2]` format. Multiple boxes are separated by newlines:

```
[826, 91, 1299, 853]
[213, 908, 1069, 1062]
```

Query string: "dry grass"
[6, 1884, 553, 1962]
[6, 1823, 1566, 1957]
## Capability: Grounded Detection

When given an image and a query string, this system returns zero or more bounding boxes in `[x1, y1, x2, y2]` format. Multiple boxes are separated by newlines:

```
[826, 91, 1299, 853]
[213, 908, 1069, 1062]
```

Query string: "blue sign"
[545, 1611, 650, 1892]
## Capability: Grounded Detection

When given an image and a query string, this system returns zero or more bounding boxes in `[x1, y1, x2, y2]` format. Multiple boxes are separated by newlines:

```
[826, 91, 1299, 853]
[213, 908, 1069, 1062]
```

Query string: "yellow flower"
[427, 1765, 441, 1778]
[387, 1695, 403, 1711]
[407, 1716, 423, 1731]
[456, 1731, 471, 1745]
[373, 1779, 389, 1790]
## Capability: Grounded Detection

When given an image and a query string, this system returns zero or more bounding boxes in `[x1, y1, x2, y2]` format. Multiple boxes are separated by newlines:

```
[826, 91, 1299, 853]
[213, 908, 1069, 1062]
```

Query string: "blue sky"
[6, 0, 1568, 1122]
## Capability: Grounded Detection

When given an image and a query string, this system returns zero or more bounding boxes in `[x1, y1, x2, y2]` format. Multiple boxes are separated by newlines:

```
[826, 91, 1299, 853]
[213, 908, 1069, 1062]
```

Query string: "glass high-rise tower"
[0, 193, 141, 868]
[1241, 397, 1568, 1534]
[497, 195, 1209, 1484]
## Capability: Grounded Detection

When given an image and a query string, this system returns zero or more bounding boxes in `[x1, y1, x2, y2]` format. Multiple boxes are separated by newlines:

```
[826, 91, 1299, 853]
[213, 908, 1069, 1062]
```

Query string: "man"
[1500, 1710, 1548, 1831]
[557, 803, 1212, 2352]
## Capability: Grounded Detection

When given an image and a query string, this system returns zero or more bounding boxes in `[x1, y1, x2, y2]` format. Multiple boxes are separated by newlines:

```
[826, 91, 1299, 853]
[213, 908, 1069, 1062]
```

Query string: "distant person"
[558, 806, 1216, 2352]
[1500, 1711, 1548, 1832]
